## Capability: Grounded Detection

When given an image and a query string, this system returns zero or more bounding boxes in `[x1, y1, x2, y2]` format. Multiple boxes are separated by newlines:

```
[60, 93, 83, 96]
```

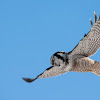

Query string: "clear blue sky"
[0, 0, 100, 100]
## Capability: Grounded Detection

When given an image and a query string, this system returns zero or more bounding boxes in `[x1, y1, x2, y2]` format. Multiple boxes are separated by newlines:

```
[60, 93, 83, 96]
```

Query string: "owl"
[23, 12, 100, 82]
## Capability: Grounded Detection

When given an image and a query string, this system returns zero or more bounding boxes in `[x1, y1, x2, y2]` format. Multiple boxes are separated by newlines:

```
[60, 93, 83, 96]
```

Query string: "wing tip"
[89, 18, 93, 28]
[22, 77, 37, 83]
[98, 15, 100, 21]
[94, 11, 96, 15]
[94, 11, 97, 23]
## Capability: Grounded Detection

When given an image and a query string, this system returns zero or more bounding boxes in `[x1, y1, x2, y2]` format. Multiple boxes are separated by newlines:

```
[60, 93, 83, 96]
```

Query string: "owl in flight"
[23, 12, 100, 82]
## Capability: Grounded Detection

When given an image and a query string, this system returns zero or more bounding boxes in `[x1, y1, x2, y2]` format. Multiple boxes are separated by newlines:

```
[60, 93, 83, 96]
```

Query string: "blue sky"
[0, 0, 100, 100]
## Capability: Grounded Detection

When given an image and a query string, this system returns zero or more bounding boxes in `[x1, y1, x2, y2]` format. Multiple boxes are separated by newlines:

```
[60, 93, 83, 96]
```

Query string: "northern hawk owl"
[23, 12, 100, 82]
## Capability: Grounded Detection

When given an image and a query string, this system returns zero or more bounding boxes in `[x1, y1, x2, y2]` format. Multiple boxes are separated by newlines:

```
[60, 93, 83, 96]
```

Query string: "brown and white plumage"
[23, 12, 100, 83]
[70, 55, 100, 74]
[69, 12, 100, 57]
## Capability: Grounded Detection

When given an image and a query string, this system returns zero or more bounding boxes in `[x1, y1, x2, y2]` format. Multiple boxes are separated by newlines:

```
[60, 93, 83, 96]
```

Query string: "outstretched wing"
[70, 57, 100, 76]
[22, 66, 68, 82]
[69, 12, 100, 57]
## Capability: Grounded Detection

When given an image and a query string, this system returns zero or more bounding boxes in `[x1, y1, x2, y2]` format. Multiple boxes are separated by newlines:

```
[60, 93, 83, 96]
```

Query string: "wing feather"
[69, 13, 100, 57]
[22, 66, 68, 82]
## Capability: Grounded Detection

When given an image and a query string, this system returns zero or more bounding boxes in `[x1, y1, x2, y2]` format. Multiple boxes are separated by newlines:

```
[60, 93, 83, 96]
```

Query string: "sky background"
[0, 0, 100, 100]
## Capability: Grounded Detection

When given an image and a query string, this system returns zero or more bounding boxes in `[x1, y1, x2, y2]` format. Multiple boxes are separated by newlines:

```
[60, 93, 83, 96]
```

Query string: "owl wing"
[69, 12, 100, 57]
[22, 66, 68, 82]
[70, 57, 100, 76]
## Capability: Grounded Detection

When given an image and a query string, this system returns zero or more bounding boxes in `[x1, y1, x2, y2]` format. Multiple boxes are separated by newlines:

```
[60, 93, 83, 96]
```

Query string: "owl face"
[50, 51, 68, 67]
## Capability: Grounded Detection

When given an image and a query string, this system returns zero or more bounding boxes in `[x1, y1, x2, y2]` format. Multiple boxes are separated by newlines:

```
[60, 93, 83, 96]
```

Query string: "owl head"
[50, 51, 69, 67]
